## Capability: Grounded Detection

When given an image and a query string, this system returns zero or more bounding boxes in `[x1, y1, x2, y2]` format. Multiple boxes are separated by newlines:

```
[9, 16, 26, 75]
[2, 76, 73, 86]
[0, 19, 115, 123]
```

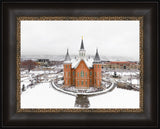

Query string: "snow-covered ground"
[21, 82, 139, 109]
[20, 67, 140, 109]
[21, 83, 75, 108]
[89, 87, 139, 108]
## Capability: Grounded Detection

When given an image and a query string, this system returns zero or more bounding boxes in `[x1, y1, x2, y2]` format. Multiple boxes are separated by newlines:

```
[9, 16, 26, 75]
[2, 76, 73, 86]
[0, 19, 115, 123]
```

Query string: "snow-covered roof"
[71, 58, 93, 69]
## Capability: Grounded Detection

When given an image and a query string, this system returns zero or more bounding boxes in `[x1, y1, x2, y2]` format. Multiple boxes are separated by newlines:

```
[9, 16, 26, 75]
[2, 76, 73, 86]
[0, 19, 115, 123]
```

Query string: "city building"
[103, 61, 139, 70]
[37, 59, 50, 66]
[63, 37, 102, 89]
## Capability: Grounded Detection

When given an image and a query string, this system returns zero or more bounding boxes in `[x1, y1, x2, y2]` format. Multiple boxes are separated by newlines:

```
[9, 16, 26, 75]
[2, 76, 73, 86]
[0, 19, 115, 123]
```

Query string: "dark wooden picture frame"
[2, 0, 158, 128]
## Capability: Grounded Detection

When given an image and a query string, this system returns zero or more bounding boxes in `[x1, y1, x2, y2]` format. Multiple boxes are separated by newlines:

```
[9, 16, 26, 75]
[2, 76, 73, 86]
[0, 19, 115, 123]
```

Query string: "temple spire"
[64, 48, 71, 63]
[80, 36, 84, 50]
[79, 36, 86, 58]
[93, 48, 101, 63]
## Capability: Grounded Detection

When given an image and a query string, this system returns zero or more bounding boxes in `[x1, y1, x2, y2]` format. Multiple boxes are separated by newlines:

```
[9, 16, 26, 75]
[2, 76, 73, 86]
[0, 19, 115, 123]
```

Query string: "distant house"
[63, 36, 102, 89]
[37, 59, 50, 66]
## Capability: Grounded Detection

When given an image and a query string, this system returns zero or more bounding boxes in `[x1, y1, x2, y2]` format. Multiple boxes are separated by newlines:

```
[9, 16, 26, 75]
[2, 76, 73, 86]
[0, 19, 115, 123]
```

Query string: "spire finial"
[82, 36, 83, 40]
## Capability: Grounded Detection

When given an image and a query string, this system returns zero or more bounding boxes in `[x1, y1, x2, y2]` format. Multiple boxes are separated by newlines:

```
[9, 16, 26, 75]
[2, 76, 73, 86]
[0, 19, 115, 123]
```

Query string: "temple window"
[81, 71, 84, 77]
[90, 71, 92, 76]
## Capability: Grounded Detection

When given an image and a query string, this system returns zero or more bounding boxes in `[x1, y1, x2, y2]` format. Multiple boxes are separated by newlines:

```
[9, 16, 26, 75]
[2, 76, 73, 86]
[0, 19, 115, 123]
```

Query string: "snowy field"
[89, 87, 139, 108]
[21, 83, 75, 108]
[21, 82, 139, 109]
[20, 67, 140, 109]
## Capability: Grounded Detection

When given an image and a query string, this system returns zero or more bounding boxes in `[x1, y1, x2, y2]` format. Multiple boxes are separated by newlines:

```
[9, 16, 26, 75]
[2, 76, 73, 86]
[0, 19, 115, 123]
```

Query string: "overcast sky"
[21, 20, 139, 61]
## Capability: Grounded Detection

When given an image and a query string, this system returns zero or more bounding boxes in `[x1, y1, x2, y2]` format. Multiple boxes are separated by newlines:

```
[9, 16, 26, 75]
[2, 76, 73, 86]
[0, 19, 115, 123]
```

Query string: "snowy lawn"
[89, 87, 139, 108]
[21, 82, 140, 109]
[21, 83, 75, 108]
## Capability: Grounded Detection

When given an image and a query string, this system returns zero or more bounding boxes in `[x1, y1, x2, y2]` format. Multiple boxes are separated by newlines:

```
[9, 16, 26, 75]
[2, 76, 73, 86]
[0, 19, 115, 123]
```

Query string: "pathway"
[50, 78, 116, 97]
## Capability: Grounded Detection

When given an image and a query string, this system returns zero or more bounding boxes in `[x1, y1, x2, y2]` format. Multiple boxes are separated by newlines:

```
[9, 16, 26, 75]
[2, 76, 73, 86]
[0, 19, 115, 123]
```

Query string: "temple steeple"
[64, 49, 71, 64]
[80, 36, 84, 50]
[93, 49, 101, 63]
[79, 36, 86, 58]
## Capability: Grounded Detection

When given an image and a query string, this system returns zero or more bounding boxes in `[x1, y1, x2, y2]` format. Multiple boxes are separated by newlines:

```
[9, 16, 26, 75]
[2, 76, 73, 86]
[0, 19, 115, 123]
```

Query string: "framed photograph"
[2, 1, 158, 128]
[17, 17, 143, 112]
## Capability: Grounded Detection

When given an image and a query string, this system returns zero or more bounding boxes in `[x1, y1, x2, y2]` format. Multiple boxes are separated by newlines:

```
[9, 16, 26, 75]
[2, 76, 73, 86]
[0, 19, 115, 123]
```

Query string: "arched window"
[78, 72, 79, 77]
[81, 71, 84, 77]
[86, 80, 87, 85]
[73, 71, 75, 76]
[90, 71, 92, 76]
[81, 80, 83, 85]
[86, 72, 87, 77]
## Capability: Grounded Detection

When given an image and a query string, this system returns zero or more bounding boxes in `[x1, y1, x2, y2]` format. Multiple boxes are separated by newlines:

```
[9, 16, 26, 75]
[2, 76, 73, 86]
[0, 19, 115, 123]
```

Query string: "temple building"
[63, 37, 102, 89]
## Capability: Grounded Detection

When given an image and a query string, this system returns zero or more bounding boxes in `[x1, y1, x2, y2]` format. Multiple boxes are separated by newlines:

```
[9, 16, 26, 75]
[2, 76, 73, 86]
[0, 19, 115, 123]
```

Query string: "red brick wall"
[64, 61, 102, 88]
[89, 68, 94, 86]
[71, 69, 75, 85]
[63, 64, 71, 86]
[75, 60, 90, 88]
[93, 64, 102, 87]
